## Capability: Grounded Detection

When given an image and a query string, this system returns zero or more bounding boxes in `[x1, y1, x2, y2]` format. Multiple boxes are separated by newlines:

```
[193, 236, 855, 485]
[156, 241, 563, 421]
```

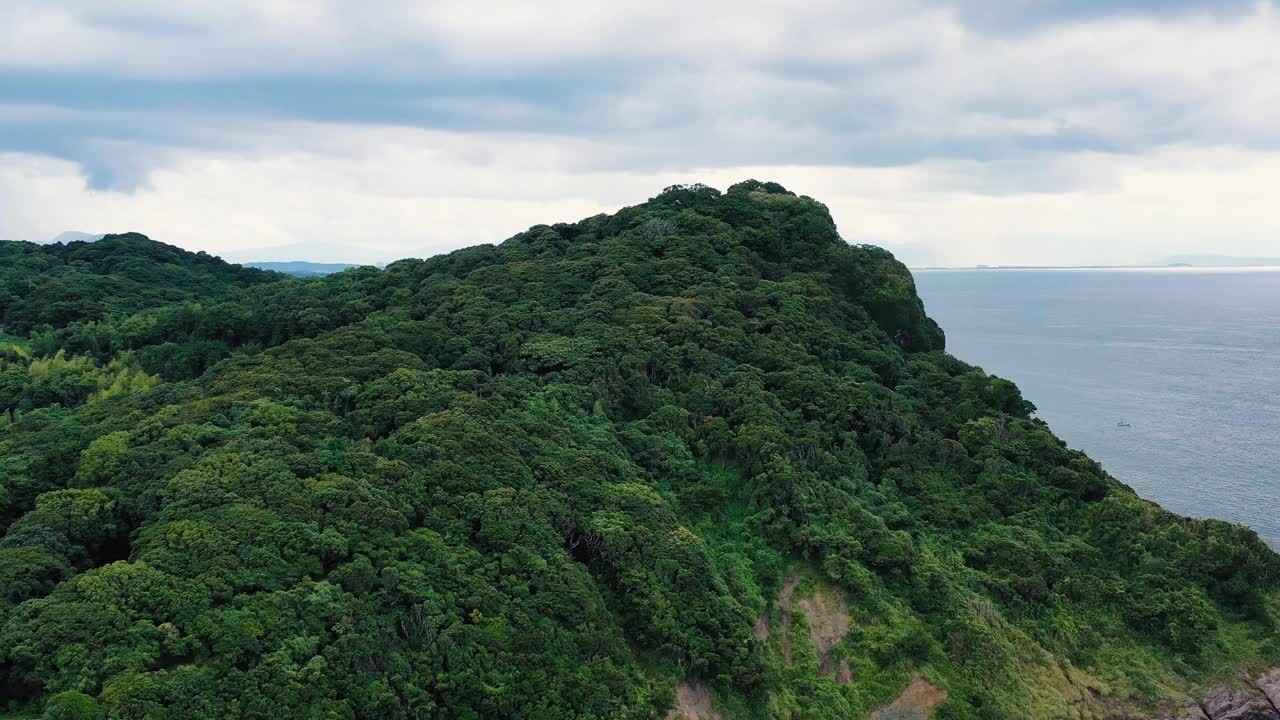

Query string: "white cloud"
[1, 1, 1279, 264]
[3, 125, 1278, 265]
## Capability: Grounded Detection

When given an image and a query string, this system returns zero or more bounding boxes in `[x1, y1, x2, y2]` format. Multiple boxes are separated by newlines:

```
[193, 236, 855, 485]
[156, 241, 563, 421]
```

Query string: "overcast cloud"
[2, 0, 1278, 265]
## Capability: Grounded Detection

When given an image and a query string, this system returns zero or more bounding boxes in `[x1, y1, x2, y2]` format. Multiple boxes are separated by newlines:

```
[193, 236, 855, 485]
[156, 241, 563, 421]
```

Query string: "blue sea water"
[914, 268, 1280, 549]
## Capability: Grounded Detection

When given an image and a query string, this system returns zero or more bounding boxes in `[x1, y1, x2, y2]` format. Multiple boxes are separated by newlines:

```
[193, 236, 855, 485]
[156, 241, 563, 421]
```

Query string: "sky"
[2, 1, 1279, 266]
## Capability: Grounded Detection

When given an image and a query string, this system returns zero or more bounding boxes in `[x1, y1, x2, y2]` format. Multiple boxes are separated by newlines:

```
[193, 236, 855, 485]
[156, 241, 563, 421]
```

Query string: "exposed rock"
[1203, 686, 1277, 720]
[1152, 668, 1280, 720]
[870, 673, 949, 720]
[667, 681, 723, 720]
[1258, 668, 1280, 713]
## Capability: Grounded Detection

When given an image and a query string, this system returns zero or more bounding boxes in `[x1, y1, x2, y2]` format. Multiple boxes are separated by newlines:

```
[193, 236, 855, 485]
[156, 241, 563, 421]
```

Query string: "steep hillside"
[0, 182, 1276, 719]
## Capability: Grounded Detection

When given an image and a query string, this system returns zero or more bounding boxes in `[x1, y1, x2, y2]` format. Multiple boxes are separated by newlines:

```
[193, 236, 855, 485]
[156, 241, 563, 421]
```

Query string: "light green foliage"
[41, 691, 103, 720]
[1, 334, 31, 362]
[0, 183, 1276, 718]
[0, 351, 160, 417]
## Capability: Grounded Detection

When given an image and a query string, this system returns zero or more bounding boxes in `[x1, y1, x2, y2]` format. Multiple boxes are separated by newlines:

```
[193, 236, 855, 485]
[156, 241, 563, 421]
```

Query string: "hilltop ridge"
[0, 233, 282, 335]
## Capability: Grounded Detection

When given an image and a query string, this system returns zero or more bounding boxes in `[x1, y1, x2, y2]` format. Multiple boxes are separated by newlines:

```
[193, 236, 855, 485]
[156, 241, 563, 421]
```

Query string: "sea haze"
[915, 267, 1280, 549]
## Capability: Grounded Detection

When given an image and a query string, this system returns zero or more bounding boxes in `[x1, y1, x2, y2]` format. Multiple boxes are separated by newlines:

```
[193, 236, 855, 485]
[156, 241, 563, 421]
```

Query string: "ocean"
[914, 267, 1280, 549]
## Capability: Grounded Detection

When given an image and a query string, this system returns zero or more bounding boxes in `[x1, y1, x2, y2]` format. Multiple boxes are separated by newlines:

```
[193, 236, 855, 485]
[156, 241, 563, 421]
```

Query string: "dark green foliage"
[1, 183, 1276, 718]
[0, 234, 281, 335]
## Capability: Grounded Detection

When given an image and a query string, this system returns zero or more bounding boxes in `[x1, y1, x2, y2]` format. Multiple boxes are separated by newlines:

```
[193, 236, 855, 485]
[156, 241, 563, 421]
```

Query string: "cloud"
[0, 1, 1278, 264]
[3, 126, 1278, 266]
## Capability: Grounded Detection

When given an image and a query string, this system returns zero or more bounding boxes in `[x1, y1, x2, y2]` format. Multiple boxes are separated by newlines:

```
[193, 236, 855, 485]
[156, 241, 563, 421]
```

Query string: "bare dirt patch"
[836, 659, 855, 685]
[778, 573, 798, 666]
[777, 571, 851, 677]
[871, 673, 948, 720]
[667, 681, 724, 720]
[753, 610, 770, 641]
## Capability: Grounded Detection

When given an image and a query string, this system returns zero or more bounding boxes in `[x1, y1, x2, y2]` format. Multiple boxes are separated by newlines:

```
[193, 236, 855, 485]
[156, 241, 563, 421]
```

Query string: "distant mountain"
[244, 261, 363, 277]
[49, 231, 106, 244]
[1163, 253, 1280, 267]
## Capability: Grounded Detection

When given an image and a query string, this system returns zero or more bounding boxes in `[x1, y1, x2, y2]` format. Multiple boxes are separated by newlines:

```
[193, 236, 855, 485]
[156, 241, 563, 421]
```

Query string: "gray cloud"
[1, 1, 1278, 265]
[948, 0, 1261, 30]
[3, 0, 1277, 191]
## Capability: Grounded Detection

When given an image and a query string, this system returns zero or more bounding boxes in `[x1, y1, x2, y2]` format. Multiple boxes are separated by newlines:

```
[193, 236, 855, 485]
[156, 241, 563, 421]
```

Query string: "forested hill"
[0, 233, 283, 335]
[0, 182, 1277, 720]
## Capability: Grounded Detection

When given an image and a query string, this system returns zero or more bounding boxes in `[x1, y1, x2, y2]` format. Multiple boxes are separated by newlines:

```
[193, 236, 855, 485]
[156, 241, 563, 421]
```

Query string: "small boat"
[1116, 421, 1131, 428]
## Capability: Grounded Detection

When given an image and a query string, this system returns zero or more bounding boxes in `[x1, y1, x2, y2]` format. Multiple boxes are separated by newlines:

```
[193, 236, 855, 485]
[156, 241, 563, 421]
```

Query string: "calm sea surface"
[914, 268, 1280, 549]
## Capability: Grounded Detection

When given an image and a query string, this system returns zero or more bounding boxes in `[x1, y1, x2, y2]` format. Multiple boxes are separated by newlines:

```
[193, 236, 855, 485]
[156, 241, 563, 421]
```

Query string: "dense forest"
[0, 182, 1276, 719]
[0, 235, 281, 337]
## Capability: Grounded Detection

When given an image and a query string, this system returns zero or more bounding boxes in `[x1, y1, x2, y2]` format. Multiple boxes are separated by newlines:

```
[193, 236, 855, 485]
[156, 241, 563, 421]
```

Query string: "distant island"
[49, 231, 107, 244]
